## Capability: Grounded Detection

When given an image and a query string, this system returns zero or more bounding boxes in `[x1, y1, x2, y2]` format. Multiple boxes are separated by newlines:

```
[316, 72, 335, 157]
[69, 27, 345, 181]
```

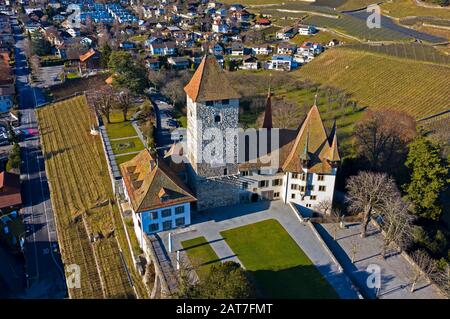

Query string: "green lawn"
[181, 236, 220, 280]
[115, 153, 139, 165]
[111, 137, 144, 155]
[221, 219, 339, 299]
[105, 109, 139, 139]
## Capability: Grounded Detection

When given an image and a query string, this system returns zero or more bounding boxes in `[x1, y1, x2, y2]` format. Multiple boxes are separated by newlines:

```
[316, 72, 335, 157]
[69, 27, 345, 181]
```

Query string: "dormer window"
[158, 187, 170, 202]
[214, 115, 221, 123]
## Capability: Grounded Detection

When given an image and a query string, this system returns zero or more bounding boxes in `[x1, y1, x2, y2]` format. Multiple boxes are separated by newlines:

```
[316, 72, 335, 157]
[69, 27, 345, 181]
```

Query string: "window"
[310, 195, 317, 200]
[272, 179, 281, 186]
[161, 209, 171, 218]
[175, 217, 185, 226]
[222, 99, 229, 105]
[241, 170, 249, 176]
[299, 186, 306, 192]
[206, 101, 213, 106]
[291, 193, 296, 199]
[274, 192, 280, 198]
[149, 223, 159, 232]
[162, 220, 172, 230]
[223, 168, 227, 175]
[308, 185, 314, 191]
[258, 180, 269, 188]
[150, 211, 158, 220]
[318, 185, 326, 192]
[291, 173, 298, 179]
[175, 206, 184, 215]
[318, 174, 325, 181]
[300, 173, 306, 181]
[306, 203, 312, 208]
[291, 184, 298, 190]
[214, 115, 221, 123]
[242, 182, 248, 189]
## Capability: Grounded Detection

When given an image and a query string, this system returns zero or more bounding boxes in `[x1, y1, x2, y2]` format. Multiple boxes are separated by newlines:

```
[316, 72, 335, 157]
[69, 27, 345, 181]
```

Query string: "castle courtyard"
[158, 201, 359, 299]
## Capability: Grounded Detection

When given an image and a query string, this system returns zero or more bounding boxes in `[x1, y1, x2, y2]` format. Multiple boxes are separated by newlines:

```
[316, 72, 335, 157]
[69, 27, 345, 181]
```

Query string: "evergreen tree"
[100, 43, 112, 69]
[108, 51, 148, 94]
[30, 29, 51, 56]
[404, 135, 449, 220]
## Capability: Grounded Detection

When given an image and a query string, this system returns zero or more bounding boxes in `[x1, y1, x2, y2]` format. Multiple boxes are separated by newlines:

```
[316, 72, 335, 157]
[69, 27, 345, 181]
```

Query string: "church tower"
[183, 55, 241, 210]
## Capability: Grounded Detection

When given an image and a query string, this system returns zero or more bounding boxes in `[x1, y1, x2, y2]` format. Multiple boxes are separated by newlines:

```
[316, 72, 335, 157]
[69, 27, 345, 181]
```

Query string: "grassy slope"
[181, 237, 220, 280]
[221, 219, 339, 298]
[297, 47, 450, 119]
[381, 0, 450, 19]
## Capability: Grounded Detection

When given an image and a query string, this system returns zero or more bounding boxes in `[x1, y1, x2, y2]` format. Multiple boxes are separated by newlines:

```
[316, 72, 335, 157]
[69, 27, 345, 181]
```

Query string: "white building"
[252, 45, 271, 55]
[298, 25, 317, 35]
[120, 150, 196, 247]
[181, 56, 340, 213]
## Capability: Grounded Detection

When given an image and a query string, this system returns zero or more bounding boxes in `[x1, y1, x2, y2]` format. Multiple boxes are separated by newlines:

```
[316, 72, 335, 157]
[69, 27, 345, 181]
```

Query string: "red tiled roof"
[184, 55, 240, 102]
[120, 150, 195, 212]
[0, 171, 22, 209]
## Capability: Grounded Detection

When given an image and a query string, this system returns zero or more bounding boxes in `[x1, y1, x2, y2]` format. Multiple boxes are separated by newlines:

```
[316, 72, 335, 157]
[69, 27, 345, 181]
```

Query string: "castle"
[120, 55, 340, 243]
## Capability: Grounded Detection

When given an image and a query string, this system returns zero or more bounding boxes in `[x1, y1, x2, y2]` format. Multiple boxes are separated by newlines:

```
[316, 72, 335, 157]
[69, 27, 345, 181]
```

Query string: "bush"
[6, 143, 21, 172]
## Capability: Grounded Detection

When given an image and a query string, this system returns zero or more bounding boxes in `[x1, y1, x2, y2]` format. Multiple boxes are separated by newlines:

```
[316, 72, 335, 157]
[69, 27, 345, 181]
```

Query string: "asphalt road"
[347, 11, 447, 43]
[12, 17, 67, 299]
[149, 93, 185, 156]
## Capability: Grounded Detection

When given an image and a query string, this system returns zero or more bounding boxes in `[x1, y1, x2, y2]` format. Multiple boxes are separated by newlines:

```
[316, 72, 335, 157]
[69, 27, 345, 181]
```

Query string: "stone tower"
[183, 55, 241, 211]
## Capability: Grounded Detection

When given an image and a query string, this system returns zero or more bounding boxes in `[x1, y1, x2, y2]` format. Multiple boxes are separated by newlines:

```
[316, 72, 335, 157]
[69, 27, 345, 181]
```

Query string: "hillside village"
[0, 0, 449, 302]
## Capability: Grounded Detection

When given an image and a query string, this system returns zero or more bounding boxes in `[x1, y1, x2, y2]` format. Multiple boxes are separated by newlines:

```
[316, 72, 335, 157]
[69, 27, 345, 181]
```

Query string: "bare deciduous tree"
[115, 89, 133, 121]
[92, 86, 114, 124]
[433, 264, 450, 297]
[379, 196, 414, 259]
[313, 199, 332, 216]
[409, 250, 437, 293]
[346, 171, 398, 238]
[350, 236, 360, 263]
[354, 110, 416, 172]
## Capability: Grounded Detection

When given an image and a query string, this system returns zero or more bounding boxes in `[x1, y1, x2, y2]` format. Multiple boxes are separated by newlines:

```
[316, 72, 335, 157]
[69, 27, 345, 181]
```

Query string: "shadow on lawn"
[248, 264, 340, 299]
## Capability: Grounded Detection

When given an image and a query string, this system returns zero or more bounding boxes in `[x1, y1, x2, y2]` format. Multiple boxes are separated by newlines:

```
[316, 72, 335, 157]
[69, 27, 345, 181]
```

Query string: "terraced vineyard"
[37, 95, 136, 299]
[343, 43, 450, 64]
[297, 47, 450, 119]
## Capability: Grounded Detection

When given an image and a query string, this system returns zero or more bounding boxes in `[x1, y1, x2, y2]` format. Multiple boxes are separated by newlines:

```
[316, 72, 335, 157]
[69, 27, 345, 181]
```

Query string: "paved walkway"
[316, 222, 444, 299]
[159, 201, 360, 299]
[110, 135, 139, 141]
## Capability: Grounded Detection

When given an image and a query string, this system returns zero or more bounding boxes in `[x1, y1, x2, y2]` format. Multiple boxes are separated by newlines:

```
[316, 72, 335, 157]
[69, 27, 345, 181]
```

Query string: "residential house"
[240, 55, 258, 70]
[267, 55, 296, 71]
[79, 48, 100, 75]
[252, 44, 271, 55]
[0, 60, 13, 113]
[276, 27, 297, 40]
[0, 171, 22, 211]
[147, 41, 176, 56]
[145, 57, 160, 71]
[298, 41, 324, 55]
[119, 41, 136, 50]
[277, 42, 297, 55]
[298, 24, 317, 35]
[167, 56, 190, 70]
[255, 17, 271, 28]
[230, 42, 244, 56]
[212, 19, 230, 34]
